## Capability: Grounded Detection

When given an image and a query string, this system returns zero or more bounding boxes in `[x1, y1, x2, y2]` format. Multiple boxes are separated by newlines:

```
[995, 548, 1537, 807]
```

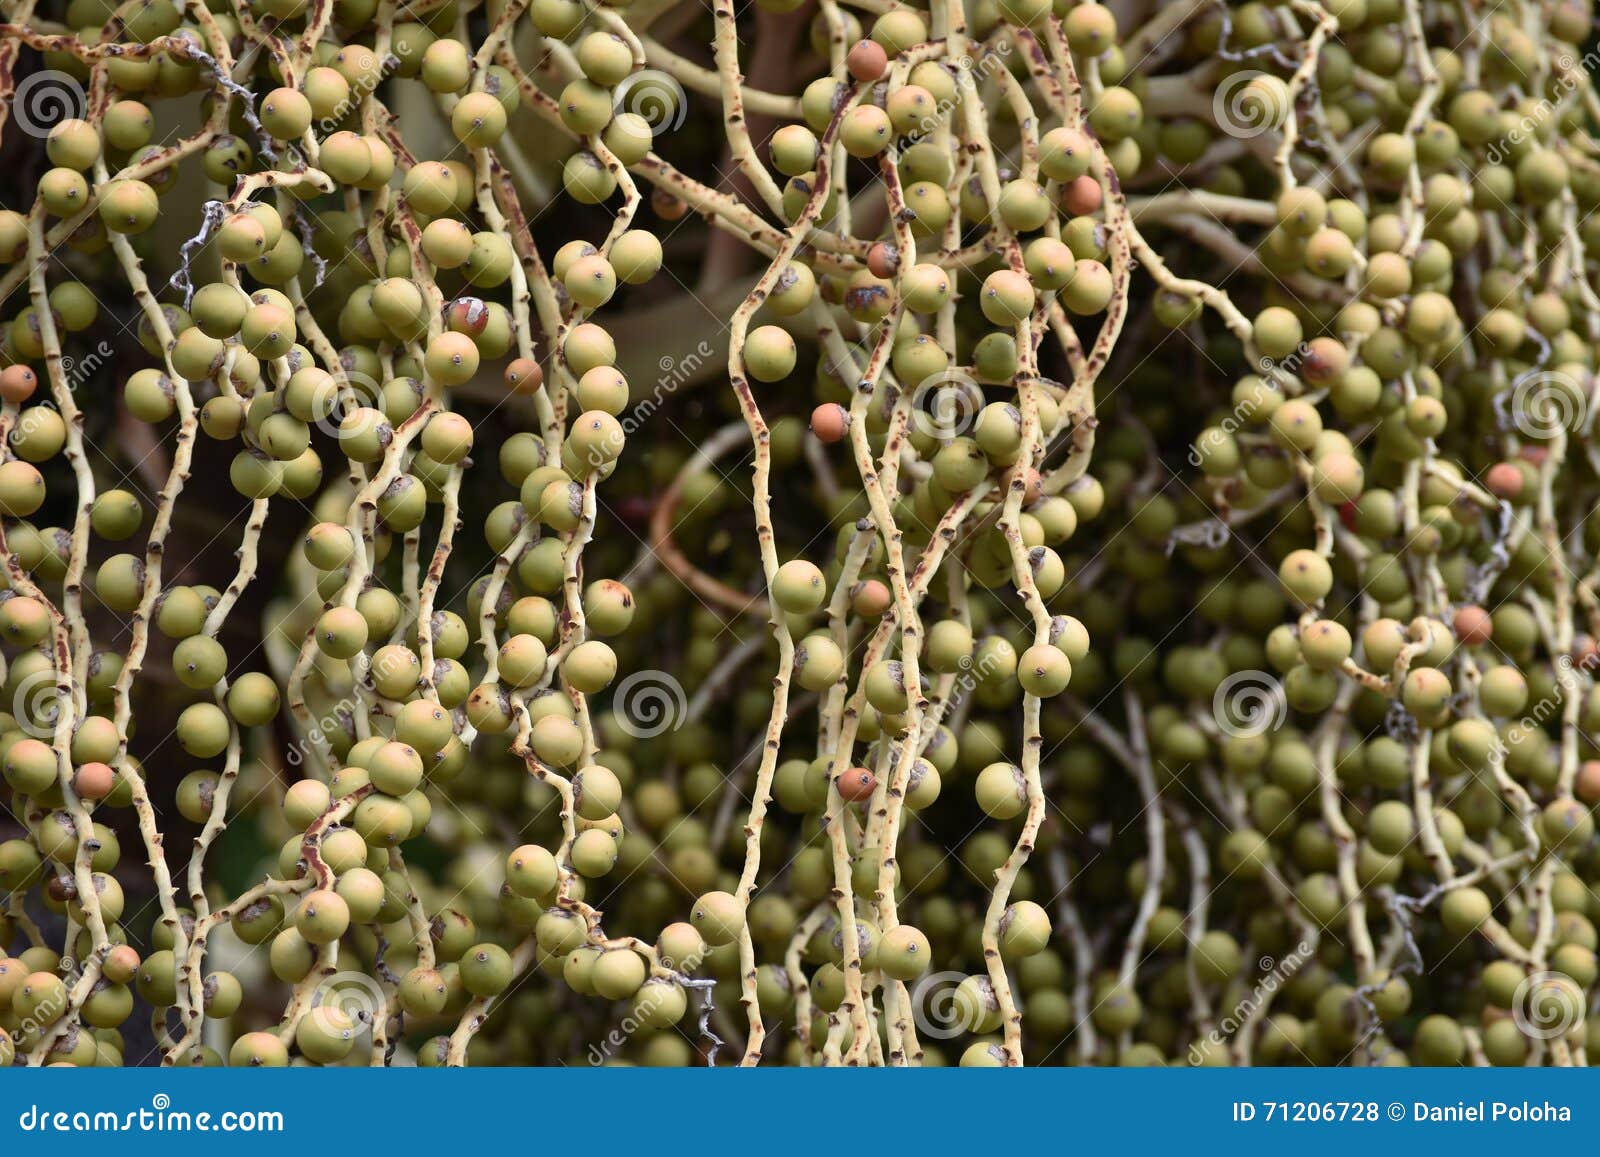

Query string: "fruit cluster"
[0, 0, 1596, 1069]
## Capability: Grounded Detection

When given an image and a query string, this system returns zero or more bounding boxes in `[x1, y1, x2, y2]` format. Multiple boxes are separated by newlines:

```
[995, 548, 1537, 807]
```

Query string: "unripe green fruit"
[574, 764, 623, 821]
[498, 633, 548, 689]
[97, 180, 160, 235]
[840, 105, 892, 157]
[230, 1031, 289, 1068]
[604, 231, 661, 286]
[772, 559, 826, 614]
[295, 1006, 356, 1064]
[979, 270, 1036, 326]
[976, 762, 1026, 820]
[795, 634, 845, 691]
[315, 606, 369, 660]
[631, 979, 688, 1029]
[1017, 645, 1071, 697]
[690, 890, 745, 946]
[744, 326, 797, 382]
[460, 943, 515, 996]
[571, 829, 618, 877]
[175, 703, 230, 758]
[296, 890, 351, 944]
[508, 845, 559, 901]
[1439, 886, 1491, 936]
[999, 900, 1052, 958]
[1542, 799, 1595, 856]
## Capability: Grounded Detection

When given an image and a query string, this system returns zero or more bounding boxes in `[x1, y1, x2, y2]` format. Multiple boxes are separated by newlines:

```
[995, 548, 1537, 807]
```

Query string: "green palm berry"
[1017, 644, 1071, 697]
[772, 559, 826, 613]
[999, 900, 1051, 958]
[172, 635, 226, 689]
[1278, 549, 1333, 605]
[498, 633, 548, 689]
[507, 845, 559, 900]
[592, 949, 647, 1000]
[175, 703, 229, 758]
[316, 606, 369, 660]
[564, 151, 618, 204]
[611, 230, 663, 284]
[1061, 260, 1113, 315]
[770, 124, 819, 176]
[294, 1005, 356, 1064]
[570, 764, 621, 821]
[1541, 799, 1595, 856]
[744, 325, 797, 382]
[96, 179, 159, 235]
[976, 762, 1026, 820]
[368, 741, 424, 796]
[0, 460, 43, 517]
[690, 890, 745, 946]
[583, 579, 635, 636]
[281, 781, 332, 832]
[572, 828, 618, 877]
[295, 889, 351, 945]
[459, 943, 515, 997]
[840, 105, 892, 157]
[535, 907, 587, 956]
[530, 714, 583, 767]
[795, 634, 845, 691]
[980, 269, 1036, 326]
[630, 979, 688, 1029]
